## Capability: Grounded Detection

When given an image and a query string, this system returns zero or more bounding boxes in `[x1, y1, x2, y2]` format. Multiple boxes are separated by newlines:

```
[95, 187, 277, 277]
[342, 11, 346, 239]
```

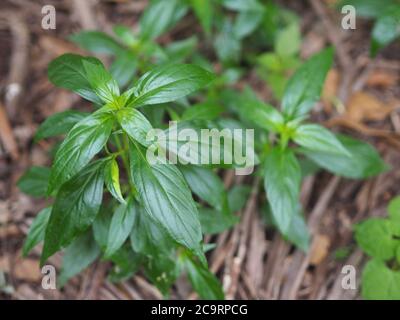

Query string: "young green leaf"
[264, 148, 301, 233]
[181, 102, 223, 121]
[108, 245, 142, 282]
[92, 204, 113, 251]
[184, 254, 224, 299]
[300, 134, 387, 179]
[104, 158, 125, 204]
[179, 165, 226, 210]
[388, 196, 400, 222]
[139, 0, 188, 40]
[116, 108, 153, 147]
[41, 160, 105, 264]
[70, 31, 124, 55]
[199, 207, 239, 235]
[361, 259, 400, 300]
[82, 59, 120, 103]
[293, 124, 350, 156]
[227, 185, 251, 213]
[22, 207, 51, 256]
[233, 10, 264, 39]
[104, 200, 137, 258]
[284, 208, 310, 252]
[130, 204, 175, 256]
[127, 64, 215, 107]
[238, 88, 284, 132]
[34, 110, 90, 142]
[282, 48, 334, 119]
[110, 51, 137, 87]
[214, 19, 241, 64]
[371, 6, 400, 56]
[58, 230, 101, 287]
[17, 166, 50, 198]
[129, 143, 205, 263]
[47, 109, 114, 193]
[275, 22, 301, 57]
[48, 54, 104, 104]
[189, 0, 213, 35]
[355, 218, 397, 260]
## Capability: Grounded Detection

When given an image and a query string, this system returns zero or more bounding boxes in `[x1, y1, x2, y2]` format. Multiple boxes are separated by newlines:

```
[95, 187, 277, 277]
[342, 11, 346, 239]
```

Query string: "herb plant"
[225, 47, 387, 249]
[18, 53, 246, 299]
[355, 196, 400, 299]
[339, 0, 400, 56]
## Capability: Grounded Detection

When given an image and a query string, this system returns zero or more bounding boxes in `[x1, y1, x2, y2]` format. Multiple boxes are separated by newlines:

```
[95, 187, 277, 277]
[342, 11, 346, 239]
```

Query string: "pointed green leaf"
[17, 166, 50, 198]
[264, 148, 301, 233]
[104, 158, 125, 204]
[41, 160, 105, 264]
[129, 143, 204, 262]
[282, 48, 334, 119]
[293, 124, 350, 156]
[105, 200, 137, 258]
[58, 230, 100, 287]
[70, 31, 124, 55]
[127, 64, 215, 107]
[116, 108, 153, 147]
[34, 110, 90, 142]
[47, 109, 114, 193]
[22, 207, 51, 256]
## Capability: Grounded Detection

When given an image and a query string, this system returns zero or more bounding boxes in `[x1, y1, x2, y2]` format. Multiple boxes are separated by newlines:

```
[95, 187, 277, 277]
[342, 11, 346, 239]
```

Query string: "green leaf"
[355, 218, 397, 260]
[129, 143, 204, 262]
[41, 160, 105, 264]
[282, 48, 334, 119]
[104, 200, 137, 258]
[238, 87, 284, 132]
[184, 254, 224, 299]
[300, 134, 387, 179]
[293, 124, 350, 156]
[337, 0, 397, 19]
[144, 254, 179, 296]
[17, 166, 50, 197]
[93, 204, 113, 251]
[179, 165, 225, 210]
[47, 109, 114, 193]
[34, 110, 90, 142]
[113, 25, 137, 47]
[164, 37, 198, 63]
[70, 31, 124, 55]
[199, 207, 238, 235]
[110, 51, 137, 88]
[108, 245, 142, 282]
[222, 0, 264, 11]
[82, 58, 120, 103]
[181, 102, 223, 121]
[371, 6, 400, 56]
[48, 54, 104, 104]
[130, 204, 175, 255]
[127, 64, 215, 107]
[116, 108, 153, 147]
[104, 158, 125, 204]
[264, 148, 301, 233]
[190, 0, 213, 35]
[361, 259, 400, 300]
[227, 185, 251, 212]
[284, 208, 310, 252]
[214, 19, 241, 64]
[58, 230, 100, 287]
[22, 207, 51, 256]
[275, 22, 301, 57]
[388, 196, 400, 222]
[139, 0, 188, 40]
[233, 10, 264, 39]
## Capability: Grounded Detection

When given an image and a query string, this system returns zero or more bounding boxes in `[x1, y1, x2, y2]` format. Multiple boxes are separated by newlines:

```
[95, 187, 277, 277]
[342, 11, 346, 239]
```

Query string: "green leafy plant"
[17, 53, 250, 299]
[225, 47, 387, 250]
[355, 196, 400, 299]
[338, 0, 400, 56]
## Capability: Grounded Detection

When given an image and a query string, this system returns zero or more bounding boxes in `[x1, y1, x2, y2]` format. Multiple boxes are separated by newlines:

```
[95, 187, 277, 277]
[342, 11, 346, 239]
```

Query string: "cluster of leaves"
[18, 53, 258, 298]
[224, 48, 387, 250]
[355, 196, 400, 299]
[17, 0, 390, 299]
[339, 0, 400, 56]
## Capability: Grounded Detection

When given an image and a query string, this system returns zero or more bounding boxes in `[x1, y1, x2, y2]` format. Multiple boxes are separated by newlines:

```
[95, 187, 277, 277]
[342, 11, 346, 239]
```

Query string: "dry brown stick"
[72, 0, 98, 30]
[0, 102, 19, 160]
[1, 13, 29, 120]
[308, 0, 350, 69]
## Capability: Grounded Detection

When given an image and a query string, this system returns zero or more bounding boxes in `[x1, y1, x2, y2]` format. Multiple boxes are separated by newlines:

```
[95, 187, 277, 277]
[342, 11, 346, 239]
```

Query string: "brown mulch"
[0, 0, 399, 300]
